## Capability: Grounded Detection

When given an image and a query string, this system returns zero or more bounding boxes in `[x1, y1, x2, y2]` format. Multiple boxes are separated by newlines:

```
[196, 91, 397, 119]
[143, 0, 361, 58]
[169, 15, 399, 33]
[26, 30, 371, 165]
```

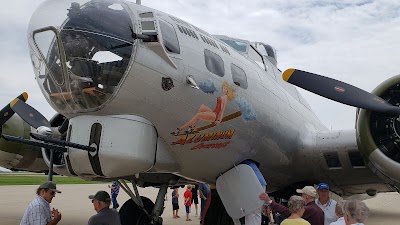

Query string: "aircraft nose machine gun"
[1, 132, 96, 181]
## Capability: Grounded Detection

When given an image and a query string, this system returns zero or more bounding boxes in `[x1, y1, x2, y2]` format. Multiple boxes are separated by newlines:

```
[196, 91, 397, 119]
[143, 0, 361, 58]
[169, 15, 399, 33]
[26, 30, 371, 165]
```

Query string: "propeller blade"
[0, 92, 28, 127]
[10, 98, 50, 129]
[282, 69, 400, 115]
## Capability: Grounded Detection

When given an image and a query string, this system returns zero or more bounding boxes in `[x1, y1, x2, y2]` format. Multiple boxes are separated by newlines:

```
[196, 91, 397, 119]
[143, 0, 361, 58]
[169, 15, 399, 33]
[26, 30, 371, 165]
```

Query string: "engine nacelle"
[66, 115, 158, 179]
[0, 114, 48, 172]
[357, 75, 400, 183]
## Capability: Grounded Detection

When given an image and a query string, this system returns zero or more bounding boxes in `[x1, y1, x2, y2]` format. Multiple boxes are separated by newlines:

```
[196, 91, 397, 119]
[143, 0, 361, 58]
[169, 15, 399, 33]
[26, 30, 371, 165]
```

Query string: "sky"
[0, 0, 400, 132]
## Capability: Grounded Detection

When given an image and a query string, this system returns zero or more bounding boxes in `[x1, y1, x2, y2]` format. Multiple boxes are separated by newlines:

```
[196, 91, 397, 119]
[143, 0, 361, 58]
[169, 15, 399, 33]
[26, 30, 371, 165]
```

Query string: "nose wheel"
[119, 197, 154, 225]
[118, 180, 167, 225]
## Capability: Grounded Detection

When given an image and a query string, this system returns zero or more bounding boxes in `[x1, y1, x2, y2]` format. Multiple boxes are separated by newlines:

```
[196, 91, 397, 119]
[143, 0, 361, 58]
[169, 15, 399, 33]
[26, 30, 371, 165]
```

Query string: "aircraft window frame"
[159, 19, 180, 54]
[204, 49, 225, 77]
[32, 28, 66, 86]
[323, 152, 342, 168]
[348, 151, 366, 168]
[231, 64, 248, 89]
[248, 45, 266, 70]
[220, 38, 247, 53]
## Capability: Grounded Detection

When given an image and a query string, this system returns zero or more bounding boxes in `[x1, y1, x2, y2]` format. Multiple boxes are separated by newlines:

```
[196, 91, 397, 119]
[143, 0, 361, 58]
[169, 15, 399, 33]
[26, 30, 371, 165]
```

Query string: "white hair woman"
[343, 200, 369, 225]
[281, 195, 310, 225]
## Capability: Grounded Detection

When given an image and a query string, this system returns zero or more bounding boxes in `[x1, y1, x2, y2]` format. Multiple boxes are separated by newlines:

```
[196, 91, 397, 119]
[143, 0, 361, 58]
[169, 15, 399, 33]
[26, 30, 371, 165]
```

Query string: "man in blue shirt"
[20, 181, 62, 225]
[108, 181, 120, 209]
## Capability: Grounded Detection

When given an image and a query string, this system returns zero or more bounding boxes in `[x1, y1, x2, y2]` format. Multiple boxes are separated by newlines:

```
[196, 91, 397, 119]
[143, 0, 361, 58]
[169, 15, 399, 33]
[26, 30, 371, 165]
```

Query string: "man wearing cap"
[88, 190, 121, 225]
[20, 181, 62, 225]
[259, 186, 324, 225]
[315, 183, 337, 225]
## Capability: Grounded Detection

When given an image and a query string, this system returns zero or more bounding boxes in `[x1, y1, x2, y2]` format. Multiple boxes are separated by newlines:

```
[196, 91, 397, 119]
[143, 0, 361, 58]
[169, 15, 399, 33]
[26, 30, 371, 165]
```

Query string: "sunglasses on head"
[48, 190, 56, 196]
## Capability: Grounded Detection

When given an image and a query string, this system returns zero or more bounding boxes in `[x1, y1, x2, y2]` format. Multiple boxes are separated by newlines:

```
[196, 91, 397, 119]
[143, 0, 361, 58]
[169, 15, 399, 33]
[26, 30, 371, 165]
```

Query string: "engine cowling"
[0, 114, 48, 172]
[357, 75, 400, 183]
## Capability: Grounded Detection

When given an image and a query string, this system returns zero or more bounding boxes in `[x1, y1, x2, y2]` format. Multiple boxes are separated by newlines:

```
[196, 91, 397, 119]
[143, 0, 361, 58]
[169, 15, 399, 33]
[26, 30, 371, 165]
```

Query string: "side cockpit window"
[248, 45, 265, 70]
[204, 49, 224, 77]
[159, 19, 180, 54]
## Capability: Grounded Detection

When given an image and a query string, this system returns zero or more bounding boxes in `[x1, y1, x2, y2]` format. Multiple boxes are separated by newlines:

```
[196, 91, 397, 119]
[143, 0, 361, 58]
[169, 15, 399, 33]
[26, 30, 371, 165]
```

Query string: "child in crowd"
[172, 188, 180, 219]
[184, 185, 193, 221]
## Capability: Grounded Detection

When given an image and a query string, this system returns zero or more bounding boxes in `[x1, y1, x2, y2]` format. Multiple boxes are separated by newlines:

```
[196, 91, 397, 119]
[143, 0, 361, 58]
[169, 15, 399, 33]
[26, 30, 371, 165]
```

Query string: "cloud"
[235, 97, 257, 122]
[199, 79, 218, 94]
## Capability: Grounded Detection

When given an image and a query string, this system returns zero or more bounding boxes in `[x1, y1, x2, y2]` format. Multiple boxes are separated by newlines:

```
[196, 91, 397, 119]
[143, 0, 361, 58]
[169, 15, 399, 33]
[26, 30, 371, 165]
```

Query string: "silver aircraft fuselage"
[24, 0, 388, 195]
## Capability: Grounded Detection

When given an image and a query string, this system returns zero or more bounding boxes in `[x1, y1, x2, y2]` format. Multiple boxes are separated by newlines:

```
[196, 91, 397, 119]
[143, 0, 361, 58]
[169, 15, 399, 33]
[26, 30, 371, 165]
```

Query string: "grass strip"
[0, 174, 98, 185]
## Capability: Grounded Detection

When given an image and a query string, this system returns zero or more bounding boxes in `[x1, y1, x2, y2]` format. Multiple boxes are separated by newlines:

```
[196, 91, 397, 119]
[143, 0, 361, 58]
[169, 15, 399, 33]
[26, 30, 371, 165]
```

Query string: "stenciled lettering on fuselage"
[172, 129, 235, 150]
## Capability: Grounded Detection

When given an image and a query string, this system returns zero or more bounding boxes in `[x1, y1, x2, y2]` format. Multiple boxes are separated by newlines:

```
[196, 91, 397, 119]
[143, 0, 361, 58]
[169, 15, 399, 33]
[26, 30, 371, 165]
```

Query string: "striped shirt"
[20, 195, 52, 225]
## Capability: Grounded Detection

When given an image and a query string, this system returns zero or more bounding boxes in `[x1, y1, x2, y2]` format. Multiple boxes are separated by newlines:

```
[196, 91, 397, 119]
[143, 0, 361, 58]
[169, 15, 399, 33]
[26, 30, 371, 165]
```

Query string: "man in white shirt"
[20, 181, 62, 225]
[315, 183, 337, 225]
[330, 200, 345, 225]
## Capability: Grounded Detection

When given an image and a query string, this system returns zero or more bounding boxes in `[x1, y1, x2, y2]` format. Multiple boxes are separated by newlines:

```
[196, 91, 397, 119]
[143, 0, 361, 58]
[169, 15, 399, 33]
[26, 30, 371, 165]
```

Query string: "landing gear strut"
[118, 180, 168, 225]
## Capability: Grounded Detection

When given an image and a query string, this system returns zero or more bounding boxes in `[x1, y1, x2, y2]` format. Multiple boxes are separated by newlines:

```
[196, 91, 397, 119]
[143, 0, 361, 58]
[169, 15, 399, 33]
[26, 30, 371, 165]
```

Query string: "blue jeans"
[112, 193, 119, 209]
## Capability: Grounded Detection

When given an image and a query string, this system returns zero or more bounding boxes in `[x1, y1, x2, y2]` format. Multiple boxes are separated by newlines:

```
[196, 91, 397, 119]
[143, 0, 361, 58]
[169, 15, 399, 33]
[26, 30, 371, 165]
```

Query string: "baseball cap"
[296, 186, 317, 198]
[89, 191, 111, 203]
[317, 183, 329, 190]
[39, 181, 61, 193]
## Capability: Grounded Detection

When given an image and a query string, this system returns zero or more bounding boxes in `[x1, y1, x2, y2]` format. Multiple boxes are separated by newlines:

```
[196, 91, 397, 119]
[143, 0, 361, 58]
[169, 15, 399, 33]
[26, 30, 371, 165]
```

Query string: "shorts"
[191, 196, 199, 204]
[185, 205, 191, 213]
[172, 203, 179, 210]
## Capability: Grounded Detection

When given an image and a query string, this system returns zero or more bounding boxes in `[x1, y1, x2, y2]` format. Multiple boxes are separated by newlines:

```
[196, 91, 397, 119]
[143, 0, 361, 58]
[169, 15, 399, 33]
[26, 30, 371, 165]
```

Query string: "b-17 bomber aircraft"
[0, 0, 399, 224]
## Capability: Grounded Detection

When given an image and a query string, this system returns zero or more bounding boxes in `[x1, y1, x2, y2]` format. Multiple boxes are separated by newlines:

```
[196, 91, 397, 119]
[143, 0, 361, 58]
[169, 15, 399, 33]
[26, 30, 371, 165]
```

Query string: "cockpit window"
[219, 39, 248, 53]
[28, 0, 135, 114]
[248, 45, 265, 70]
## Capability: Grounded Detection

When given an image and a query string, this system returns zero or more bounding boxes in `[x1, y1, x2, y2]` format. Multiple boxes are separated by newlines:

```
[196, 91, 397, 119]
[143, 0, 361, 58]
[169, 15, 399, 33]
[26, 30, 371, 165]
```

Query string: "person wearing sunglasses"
[20, 181, 62, 225]
[88, 190, 121, 225]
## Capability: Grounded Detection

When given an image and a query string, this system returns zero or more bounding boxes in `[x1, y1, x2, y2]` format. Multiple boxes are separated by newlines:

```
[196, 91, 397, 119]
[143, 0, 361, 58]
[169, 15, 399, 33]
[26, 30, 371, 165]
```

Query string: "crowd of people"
[170, 183, 211, 223]
[259, 183, 370, 225]
[19, 180, 370, 225]
[19, 180, 211, 225]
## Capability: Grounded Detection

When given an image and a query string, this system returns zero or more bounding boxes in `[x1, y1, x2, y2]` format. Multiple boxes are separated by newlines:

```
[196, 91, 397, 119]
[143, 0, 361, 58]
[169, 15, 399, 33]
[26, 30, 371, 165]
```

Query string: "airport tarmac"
[0, 184, 399, 225]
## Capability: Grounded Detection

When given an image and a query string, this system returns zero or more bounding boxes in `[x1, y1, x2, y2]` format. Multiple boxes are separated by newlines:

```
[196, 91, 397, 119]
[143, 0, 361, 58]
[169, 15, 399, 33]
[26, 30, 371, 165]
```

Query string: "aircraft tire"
[203, 189, 234, 225]
[119, 196, 154, 225]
